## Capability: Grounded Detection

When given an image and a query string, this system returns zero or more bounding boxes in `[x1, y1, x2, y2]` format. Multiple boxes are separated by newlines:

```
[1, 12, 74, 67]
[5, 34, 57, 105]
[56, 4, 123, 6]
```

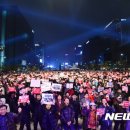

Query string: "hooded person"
[42, 104, 58, 130]
[61, 97, 75, 130]
[82, 102, 97, 130]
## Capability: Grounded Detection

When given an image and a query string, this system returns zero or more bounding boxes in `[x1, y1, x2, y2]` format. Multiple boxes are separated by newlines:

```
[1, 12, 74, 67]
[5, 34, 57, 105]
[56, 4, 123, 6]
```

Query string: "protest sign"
[123, 101, 129, 108]
[51, 83, 62, 92]
[107, 82, 113, 88]
[19, 88, 28, 94]
[41, 93, 55, 105]
[66, 83, 73, 89]
[106, 88, 112, 94]
[122, 86, 128, 92]
[97, 108, 105, 115]
[126, 79, 130, 84]
[41, 82, 51, 92]
[30, 79, 41, 87]
[18, 95, 29, 103]
[8, 87, 16, 92]
[98, 87, 104, 92]
[32, 88, 41, 94]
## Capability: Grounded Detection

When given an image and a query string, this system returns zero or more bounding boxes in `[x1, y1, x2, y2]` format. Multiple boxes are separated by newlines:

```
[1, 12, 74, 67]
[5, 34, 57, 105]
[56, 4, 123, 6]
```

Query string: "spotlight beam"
[19, 7, 94, 30]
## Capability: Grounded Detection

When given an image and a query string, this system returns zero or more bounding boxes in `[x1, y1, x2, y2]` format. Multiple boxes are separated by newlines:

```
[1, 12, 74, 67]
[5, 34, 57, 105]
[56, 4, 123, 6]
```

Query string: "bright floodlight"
[65, 62, 68, 65]
[78, 45, 82, 47]
[65, 54, 69, 56]
[40, 59, 43, 63]
[121, 19, 126, 22]
[80, 51, 83, 55]
[34, 44, 40, 47]
[86, 41, 90, 44]
[32, 29, 35, 33]
[50, 65, 54, 68]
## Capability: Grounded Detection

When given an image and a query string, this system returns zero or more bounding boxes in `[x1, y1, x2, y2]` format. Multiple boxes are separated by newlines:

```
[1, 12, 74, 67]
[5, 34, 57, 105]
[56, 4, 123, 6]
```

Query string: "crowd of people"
[0, 70, 130, 130]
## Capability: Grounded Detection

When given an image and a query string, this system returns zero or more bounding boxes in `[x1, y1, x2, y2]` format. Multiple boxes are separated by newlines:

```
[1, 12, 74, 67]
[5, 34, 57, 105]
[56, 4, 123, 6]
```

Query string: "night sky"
[1, 0, 130, 65]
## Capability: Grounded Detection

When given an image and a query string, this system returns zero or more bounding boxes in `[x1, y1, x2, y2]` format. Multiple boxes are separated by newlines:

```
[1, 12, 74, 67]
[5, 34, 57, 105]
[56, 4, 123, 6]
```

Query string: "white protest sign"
[41, 82, 51, 92]
[51, 83, 62, 92]
[30, 79, 41, 87]
[106, 82, 113, 88]
[41, 93, 55, 105]
[98, 87, 104, 92]
[66, 83, 73, 89]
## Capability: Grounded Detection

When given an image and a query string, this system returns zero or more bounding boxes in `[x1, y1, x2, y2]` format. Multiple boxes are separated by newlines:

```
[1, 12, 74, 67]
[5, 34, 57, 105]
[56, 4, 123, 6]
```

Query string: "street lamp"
[120, 53, 124, 56]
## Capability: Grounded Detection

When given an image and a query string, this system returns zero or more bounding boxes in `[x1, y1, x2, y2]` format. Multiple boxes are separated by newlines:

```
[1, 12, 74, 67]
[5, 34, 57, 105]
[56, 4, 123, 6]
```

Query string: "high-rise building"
[0, 5, 34, 69]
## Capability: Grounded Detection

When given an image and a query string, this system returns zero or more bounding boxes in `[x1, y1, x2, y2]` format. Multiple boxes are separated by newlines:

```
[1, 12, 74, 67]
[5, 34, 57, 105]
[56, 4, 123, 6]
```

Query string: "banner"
[41, 82, 51, 92]
[30, 79, 41, 87]
[51, 83, 62, 92]
[97, 108, 105, 116]
[66, 83, 73, 89]
[41, 93, 55, 105]
[18, 95, 29, 103]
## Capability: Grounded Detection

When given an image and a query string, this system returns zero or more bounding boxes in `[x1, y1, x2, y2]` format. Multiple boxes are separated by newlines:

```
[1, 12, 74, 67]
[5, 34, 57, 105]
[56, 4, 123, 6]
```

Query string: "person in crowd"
[0, 104, 20, 130]
[31, 94, 43, 130]
[42, 104, 58, 130]
[1, 70, 130, 130]
[98, 98, 114, 130]
[56, 95, 63, 118]
[113, 95, 126, 130]
[71, 95, 80, 129]
[18, 102, 31, 130]
[61, 97, 75, 130]
[125, 96, 130, 130]
[82, 102, 97, 130]
[0, 98, 10, 112]
[7, 92, 18, 113]
[80, 93, 90, 109]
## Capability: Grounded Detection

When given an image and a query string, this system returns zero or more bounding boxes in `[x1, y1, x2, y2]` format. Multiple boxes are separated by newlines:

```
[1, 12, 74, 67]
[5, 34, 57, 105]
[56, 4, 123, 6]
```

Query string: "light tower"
[0, 10, 7, 71]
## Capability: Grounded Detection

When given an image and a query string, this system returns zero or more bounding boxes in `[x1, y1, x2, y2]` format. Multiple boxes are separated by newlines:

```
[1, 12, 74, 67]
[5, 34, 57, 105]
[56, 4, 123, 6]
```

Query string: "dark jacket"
[42, 105, 58, 130]
[32, 99, 43, 119]
[61, 105, 75, 124]
[19, 103, 31, 123]
[71, 100, 80, 115]
[0, 113, 18, 130]
[98, 105, 115, 129]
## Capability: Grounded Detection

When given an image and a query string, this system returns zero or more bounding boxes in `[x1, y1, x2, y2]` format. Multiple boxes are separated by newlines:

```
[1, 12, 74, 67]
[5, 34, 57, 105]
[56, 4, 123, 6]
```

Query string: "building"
[0, 5, 34, 70]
